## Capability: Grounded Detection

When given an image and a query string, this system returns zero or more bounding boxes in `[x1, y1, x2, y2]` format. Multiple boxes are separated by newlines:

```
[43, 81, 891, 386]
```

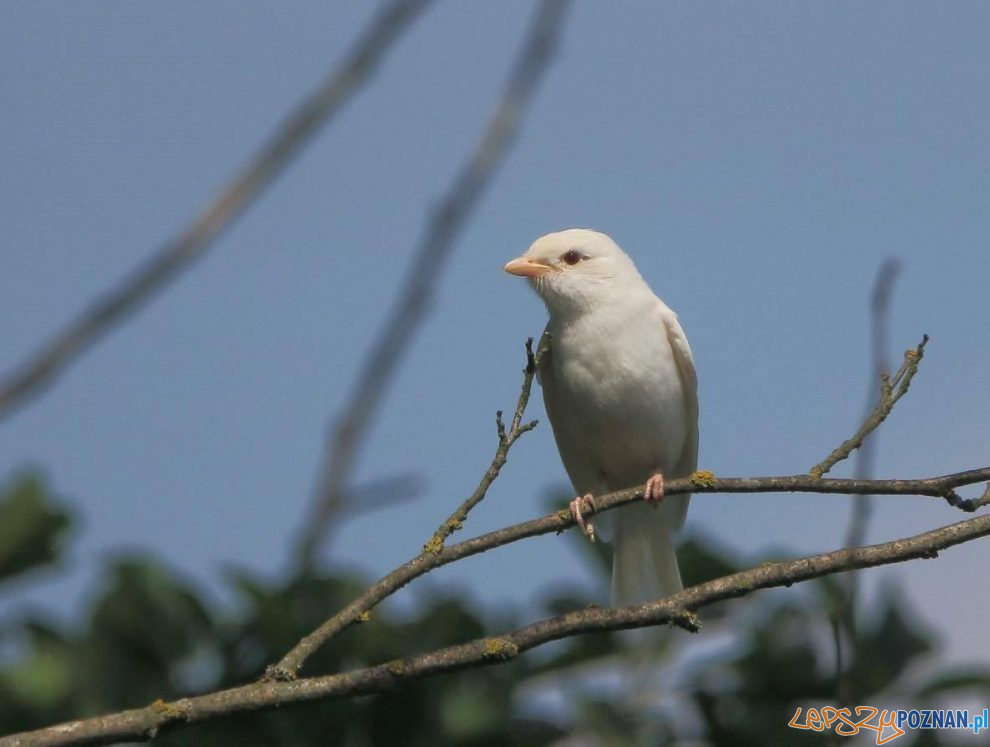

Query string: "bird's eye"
[561, 249, 583, 266]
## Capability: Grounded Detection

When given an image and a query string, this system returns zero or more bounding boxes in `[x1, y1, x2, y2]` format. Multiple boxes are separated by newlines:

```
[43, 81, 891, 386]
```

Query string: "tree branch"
[269, 465, 990, 681]
[294, 0, 572, 566]
[846, 257, 903, 551]
[811, 333, 928, 478]
[837, 256, 901, 706]
[7, 505, 989, 747]
[424, 338, 541, 552]
[271, 338, 543, 680]
[0, 0, 432, 421]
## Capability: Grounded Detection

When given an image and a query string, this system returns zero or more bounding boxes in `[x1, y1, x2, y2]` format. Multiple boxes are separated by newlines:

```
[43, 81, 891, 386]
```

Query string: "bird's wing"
[661, 309, 699, 475]
[660, 309, 698, 534]
[612, 308, 698, 604]
[535, 326, 553, 388]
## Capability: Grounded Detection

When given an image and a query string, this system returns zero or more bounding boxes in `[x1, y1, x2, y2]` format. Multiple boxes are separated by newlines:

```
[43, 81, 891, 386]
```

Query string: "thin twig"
[837, 257, 901, 707]
[8, 509, 990, 747]
[423, 338, 540, 552]
[810, 334, 929, 478]
[271, 340, 541, 680]
[0, 0, 433, 422]
[846, 258, 902, 550]
[294, 0, 572, 565]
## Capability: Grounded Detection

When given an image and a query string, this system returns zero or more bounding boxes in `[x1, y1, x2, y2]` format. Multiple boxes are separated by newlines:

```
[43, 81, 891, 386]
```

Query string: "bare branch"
[810, 333, 928, 478]
[424, 339, 539, 552]
[0, 0, 432, 421]
[271, 339, 541, 680]
[837, 256, 901, 705]
[295, 0, 572, 565]
[7, 506, 989, 747]
[846, 257, 903, 549]
[418, 467, 990, 577]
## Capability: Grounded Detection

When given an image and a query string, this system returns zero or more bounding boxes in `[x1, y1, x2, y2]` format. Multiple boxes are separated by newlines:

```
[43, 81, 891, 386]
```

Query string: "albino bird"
[504, 229, 698, 606]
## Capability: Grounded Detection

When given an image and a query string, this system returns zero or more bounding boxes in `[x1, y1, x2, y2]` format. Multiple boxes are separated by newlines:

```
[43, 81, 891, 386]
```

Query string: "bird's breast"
[547, 310, 688, 489]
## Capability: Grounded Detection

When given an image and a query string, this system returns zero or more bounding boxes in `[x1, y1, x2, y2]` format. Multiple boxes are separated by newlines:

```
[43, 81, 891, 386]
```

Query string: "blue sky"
[2, 1, 988, 670]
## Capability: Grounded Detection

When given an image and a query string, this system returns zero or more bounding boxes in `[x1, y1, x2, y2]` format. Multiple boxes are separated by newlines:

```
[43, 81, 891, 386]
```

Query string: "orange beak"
[503, 257, 553, 278]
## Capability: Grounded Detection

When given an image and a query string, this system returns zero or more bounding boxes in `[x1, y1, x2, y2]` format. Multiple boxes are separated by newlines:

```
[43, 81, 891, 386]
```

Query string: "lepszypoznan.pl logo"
[788, 706, 988, 744]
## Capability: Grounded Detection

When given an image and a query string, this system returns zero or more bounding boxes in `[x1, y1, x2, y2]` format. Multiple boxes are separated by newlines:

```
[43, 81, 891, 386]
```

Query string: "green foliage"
[0, 472, 72, 585]
[1, 476, 988, 745]
[688, 584, 933, 746]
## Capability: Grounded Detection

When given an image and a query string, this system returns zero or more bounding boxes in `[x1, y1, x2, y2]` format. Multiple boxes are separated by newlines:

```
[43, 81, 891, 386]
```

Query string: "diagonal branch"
[846, 258, 903, 551]
[8, 508, 990, 747]
[0, 0, 433, 422]
[811, 334, 928, 478]
[423, 338, 541, 553]
[271, 339, 543, 680]
[837, 256, 901, 706]
[382, 468, 990, 583]
[294, 0, 572, 566]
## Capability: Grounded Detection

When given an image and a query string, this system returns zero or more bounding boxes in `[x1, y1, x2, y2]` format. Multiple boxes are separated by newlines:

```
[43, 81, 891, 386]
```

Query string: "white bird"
[504, 229, 698, 606]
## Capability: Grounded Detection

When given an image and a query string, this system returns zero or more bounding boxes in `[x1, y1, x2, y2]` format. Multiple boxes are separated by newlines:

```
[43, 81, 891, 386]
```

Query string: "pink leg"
[644, 472, 665, 506]
[568, 493, 597, 542]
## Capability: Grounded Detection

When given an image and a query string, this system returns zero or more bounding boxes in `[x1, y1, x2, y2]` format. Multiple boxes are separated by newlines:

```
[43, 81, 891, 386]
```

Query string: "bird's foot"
[644, 473, 665, 507]
[569, 493, 597, 542]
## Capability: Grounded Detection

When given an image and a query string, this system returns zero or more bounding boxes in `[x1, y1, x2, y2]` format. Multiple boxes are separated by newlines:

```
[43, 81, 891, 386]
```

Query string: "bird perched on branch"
[504, 229, 698, 606]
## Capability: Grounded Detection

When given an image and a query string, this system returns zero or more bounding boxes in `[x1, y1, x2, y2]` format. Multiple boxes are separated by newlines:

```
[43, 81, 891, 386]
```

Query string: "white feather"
[510, 229, 698, 605]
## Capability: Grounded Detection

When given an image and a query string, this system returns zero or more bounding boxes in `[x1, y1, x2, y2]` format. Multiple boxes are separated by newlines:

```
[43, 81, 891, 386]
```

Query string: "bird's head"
[504, 229, 645, 317]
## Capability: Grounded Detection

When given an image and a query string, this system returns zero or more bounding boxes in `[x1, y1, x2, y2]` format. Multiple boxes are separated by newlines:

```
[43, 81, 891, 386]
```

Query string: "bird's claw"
[569, 493, 597, 542]
[644, 473, 665, 507]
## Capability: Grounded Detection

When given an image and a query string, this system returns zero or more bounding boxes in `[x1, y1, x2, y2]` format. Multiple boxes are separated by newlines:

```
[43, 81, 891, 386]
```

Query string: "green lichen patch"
[150, 698, 189, 721]
[690, 470, 717, 488]
[422, 534, 444, 555]
[481, 638, 519, 661]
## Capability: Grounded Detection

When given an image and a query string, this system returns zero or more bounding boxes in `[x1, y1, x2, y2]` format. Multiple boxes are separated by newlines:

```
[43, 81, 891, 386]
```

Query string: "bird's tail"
[611, 498, 686, 607]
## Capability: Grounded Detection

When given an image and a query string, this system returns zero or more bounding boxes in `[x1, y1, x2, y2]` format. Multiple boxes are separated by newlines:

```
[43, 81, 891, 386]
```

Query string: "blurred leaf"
[0, 622, 75, 709]
[679, 533, 743, 587]
[733, 604, 834, 701]
[83, 557, 215, 707]
[573, 696, 643, 744]
[1, 647, 75, 708]
[0, 472, 72, 585]
[690, 598, 840, 745]
[914, 667, 990, 698]
[440, 681, 505, 737]
[0, 621, 81, 733]
[848, 589, 933, 697]
[403, 597, 488, 649]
